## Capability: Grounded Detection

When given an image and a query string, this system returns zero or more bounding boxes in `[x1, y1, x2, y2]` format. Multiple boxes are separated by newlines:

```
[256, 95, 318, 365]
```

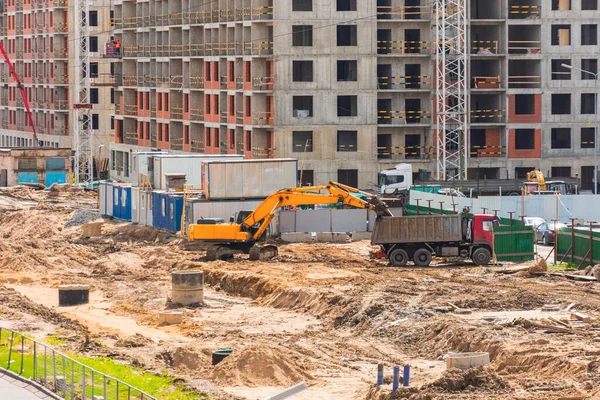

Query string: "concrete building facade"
[111, 0, 600, 190]
[0, 0, 115, 162]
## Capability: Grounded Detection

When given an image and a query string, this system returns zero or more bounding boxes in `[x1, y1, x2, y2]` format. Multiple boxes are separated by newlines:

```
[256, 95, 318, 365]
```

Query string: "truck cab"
[378, 164, 413, 196]
[471, 214, 498, 248]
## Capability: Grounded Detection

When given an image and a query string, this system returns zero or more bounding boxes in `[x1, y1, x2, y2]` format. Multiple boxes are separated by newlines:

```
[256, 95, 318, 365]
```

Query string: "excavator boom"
[187, 181, 391, 261]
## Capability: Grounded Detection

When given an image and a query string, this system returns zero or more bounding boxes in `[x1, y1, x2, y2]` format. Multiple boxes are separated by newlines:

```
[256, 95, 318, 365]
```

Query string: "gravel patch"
[64, 208, 101, 228]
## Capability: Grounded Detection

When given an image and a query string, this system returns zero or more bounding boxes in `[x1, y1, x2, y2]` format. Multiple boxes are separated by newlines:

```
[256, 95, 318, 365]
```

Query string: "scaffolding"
[435, 0, 469, 181]
[73, 0, 93, 187]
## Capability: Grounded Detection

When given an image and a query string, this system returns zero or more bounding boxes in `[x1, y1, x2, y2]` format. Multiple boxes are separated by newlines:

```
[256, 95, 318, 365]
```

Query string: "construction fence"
[556, 224, 600, 269]
[0, 327, 156, 400]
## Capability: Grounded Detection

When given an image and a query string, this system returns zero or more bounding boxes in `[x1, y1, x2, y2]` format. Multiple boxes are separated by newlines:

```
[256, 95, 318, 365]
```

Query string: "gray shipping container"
[371, 214, 462, 244]
[203, 159, 298, 200]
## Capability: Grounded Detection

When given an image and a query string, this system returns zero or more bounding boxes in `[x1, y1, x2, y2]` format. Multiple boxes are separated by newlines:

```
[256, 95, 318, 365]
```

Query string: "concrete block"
[158, 311, 184, 326]
[58, 285, 89, 306]
[352, 232, 372, 241]
[81, 222, 103, 238]
[280, 232, 313, 243]
[316, 232, 348, 243]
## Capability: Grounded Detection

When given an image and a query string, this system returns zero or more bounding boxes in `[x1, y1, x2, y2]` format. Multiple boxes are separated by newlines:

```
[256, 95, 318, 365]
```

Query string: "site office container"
[139, 190, 154, 227]
[167, 194, 184, 232]
[152, 191, 169, 230]
[131, 187, 140, 224]
[112, 184, 132, 221]
[99, 182, 108, 216]
[105, 183, 114, 217]
[152, 154, 243, 190]
[201, 159, 298, 200]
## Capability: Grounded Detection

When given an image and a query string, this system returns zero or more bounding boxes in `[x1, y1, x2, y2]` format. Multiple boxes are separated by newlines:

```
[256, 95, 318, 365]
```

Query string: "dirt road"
[2, 187, 600, 399]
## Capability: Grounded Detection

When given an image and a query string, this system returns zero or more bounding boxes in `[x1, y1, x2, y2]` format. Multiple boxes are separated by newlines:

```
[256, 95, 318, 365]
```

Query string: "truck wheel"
[413, 248, 432, 267]
[472, 247, 491, 266]
[389, 248, 408, 267]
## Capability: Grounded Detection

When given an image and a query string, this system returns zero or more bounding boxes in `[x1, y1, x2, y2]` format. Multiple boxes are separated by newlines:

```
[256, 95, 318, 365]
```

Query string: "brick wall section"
[508, 94, 541, 123]
[478, 128, 501, 158]
[508, 129, 541, 158]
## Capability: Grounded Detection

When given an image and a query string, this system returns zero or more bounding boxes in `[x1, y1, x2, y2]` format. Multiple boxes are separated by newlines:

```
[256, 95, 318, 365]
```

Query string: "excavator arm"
[0, 43, 38, 144]
[242, 181, 392, 240]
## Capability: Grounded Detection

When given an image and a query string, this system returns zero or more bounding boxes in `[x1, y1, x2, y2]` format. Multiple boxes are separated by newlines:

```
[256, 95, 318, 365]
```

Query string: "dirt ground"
[2, 186, 600, 399]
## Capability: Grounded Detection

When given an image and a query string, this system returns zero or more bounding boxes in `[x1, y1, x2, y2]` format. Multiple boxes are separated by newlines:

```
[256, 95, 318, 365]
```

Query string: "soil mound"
[427, 366, 506, 392]
[211, 343, 313, 387]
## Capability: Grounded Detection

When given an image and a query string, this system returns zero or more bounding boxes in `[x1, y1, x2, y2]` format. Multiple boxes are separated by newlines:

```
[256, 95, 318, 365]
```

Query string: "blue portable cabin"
[119, 185, 132, 221]
[166, 193, 184, 233]
[112, 184, 132, 221]
[152, 191, 169, 230]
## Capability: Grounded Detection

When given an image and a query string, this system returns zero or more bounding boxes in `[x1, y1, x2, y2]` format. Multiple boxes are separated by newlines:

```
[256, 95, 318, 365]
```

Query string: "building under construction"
[0, 0, 114, 163]
[2, 0, 598, 190]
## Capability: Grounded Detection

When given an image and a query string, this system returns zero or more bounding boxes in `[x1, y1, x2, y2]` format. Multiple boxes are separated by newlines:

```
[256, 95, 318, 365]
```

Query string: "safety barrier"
[508, 40, 541, 54]
[0, 327, 157, 400]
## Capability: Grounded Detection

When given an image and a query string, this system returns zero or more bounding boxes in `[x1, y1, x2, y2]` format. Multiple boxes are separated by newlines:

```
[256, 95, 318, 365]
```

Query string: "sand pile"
[211, 343, 313, 387]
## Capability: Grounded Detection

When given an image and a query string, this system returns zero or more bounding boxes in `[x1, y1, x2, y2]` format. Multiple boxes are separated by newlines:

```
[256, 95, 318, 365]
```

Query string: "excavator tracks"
[249, 244, 279, 261]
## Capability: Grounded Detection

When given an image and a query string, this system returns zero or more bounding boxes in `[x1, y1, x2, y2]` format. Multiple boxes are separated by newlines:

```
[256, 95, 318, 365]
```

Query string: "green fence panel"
[493, 224, 535, 262]
[556, 228, 600, 268]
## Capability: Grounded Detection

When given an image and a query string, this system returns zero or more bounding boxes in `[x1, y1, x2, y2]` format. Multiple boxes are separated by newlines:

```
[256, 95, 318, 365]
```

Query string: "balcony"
[377, 110, 431, 125]
[124, 104, 138, 116]
[378, 75, 432, 90]
[377, 4, 430, 21]
[190, 108, 204, 121]
[377, 39, 431, 55]
[377, 145, 432, 160]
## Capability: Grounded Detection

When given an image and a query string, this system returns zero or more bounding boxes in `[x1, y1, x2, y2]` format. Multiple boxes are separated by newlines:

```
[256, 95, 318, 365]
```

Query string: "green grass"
[0, 330, 209, 400]
[548, 262, 578, 272]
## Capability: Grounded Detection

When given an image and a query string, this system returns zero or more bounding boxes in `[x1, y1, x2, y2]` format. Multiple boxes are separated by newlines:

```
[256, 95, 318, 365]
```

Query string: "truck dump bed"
[371, 214, 463, 244]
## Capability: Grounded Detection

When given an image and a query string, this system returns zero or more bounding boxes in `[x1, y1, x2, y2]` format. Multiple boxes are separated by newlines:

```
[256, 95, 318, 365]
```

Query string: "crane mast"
[73, 0, 94, 187]
[435, 0, 469, 181]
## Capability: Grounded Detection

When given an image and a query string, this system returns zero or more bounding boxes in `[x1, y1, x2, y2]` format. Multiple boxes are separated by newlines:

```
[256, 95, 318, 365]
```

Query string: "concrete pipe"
[171, 270, 204, 305]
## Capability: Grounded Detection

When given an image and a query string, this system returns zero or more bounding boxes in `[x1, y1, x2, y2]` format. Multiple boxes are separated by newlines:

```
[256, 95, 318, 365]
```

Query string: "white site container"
[139, 190, 153, 227]
[152, 154, 243, 190]
[203, 159, 298, 200]
[131, 187, 140, 224]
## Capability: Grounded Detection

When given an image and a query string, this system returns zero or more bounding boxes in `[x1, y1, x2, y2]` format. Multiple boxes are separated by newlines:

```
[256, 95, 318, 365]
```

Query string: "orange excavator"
[188, 181, 393, 261]
[0, 43, 38, 145]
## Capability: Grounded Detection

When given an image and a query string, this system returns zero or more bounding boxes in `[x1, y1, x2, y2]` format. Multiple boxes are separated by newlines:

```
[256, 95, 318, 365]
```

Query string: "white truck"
[378, 164, 413, 197]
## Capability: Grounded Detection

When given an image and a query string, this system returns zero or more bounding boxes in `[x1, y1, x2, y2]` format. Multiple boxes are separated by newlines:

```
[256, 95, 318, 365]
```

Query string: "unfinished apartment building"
[111, 0, 600, 190]
[0, 0, 114, 160]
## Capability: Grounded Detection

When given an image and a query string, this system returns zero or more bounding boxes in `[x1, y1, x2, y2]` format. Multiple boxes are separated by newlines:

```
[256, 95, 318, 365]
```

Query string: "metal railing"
[0, 327, 157, 400]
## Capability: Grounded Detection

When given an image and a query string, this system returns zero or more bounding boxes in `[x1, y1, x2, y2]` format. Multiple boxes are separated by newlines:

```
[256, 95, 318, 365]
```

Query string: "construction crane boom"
[0, 43, 38, 145]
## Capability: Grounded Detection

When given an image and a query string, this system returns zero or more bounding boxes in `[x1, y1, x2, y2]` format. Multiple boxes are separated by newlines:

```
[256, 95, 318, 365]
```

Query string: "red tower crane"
[0, 43, 38, 145]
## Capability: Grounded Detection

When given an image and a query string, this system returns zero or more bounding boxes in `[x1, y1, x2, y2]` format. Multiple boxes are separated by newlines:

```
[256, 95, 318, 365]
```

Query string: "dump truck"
[371, 213, 498, 267]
